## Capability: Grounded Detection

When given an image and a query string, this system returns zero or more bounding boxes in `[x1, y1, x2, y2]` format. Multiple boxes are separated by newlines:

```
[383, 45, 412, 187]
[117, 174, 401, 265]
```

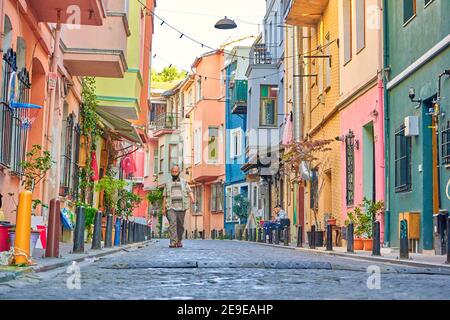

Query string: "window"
[191, 186, 203, 214]
[424, 0, 434, 7]
[60, 112, 79, 197]
[226, 186, 233, 222]
[346, 131, 355, 206]
[210, 183, 223, 212]
[0, 48, 15, 167]
[230, 128, 242, 158]
[169, 144, 178, 169]
[260, 85, 278, 127]
[403, 0, 416, 25]
[343, 0, 352, 64]
[10, 67, 31, 174]
[153, 148, 158, 175]
[395, 125, 412, 192]
[208, 127, 219, 162]
[355, 0, 366, 52]
[441, 121, 450, 165]
[196, 78, 202, 102]
[159, 144, 164, 173]
[194, 128, 202, 164]
[144, 149, 150, 177]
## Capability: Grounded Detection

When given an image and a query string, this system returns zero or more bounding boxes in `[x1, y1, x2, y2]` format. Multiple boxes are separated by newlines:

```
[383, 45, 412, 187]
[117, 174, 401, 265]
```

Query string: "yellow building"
[286, 0, 342, 241]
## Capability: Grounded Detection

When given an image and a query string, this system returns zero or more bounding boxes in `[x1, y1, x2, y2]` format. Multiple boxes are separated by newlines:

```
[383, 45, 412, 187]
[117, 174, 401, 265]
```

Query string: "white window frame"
[230, 128, 242, 159]
[194, 128, 202, 165]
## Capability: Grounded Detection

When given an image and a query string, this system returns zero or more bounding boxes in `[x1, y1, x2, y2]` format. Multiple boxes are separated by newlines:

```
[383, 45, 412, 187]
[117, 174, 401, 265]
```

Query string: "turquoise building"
[384, 0, 450, 250]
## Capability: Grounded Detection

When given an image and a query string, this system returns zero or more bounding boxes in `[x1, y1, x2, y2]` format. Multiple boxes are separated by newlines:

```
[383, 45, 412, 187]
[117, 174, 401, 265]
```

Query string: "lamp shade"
[214, 16, 237, 29]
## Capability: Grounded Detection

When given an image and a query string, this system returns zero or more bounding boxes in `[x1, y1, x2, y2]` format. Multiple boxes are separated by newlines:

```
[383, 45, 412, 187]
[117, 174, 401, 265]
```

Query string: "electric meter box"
[404, 116, 419, 136]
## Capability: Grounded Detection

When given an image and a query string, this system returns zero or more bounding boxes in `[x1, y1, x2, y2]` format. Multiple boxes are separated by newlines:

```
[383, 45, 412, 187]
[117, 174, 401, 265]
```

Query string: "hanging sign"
[48, 72, 58, 91]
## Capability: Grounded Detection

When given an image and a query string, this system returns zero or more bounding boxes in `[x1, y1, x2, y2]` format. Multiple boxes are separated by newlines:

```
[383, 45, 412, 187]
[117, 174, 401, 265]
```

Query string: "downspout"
[382, 0, 391, 246]
[304, 27, 311, 133]
[43, 12, 62, 214]
[376, 0, 385, 243]
[293, 26, 302, 141]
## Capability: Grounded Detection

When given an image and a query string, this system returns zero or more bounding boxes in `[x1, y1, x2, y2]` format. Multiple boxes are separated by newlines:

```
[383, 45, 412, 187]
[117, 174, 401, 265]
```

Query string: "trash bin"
[433, 211, 448, 255]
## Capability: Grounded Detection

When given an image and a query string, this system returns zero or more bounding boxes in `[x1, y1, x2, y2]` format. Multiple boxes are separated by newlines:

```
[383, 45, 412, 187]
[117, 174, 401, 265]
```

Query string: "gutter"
[382, 0, 391, 245]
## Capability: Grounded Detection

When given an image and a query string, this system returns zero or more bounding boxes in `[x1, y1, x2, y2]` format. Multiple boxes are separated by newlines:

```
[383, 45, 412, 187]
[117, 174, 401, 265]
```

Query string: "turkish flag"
[122, 154, 137, 175]
[91, 151, 99, 181]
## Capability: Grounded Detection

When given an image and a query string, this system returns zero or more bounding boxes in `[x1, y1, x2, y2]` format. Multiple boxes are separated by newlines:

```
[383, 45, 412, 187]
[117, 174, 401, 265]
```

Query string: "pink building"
[337, 0, 385, 241]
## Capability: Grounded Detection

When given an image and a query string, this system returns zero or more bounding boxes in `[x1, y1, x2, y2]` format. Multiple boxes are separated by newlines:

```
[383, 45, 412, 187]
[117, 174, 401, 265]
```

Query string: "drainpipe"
[382, 0, 390, 246]
[293, 26, 302, 141]
[43, 11, 62, 216]
[375, 0, 385, 243]
[304, 27, 311, 134]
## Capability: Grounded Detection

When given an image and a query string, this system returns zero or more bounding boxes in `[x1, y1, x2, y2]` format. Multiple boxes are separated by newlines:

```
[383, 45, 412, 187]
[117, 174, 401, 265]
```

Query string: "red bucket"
[0, 225, 10, 252]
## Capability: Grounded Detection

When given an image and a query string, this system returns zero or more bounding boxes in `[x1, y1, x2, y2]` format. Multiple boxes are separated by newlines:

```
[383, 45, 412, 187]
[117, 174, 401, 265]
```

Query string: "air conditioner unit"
[405, 116, 419, 136]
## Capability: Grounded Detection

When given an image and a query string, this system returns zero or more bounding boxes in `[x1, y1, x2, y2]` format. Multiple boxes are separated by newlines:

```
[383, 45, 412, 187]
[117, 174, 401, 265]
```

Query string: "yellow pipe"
[14, 191, 33, 265]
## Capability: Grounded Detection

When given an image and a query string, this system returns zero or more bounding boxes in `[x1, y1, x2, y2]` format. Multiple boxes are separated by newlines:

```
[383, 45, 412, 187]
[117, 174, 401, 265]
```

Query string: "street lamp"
[214, 16, 237, 29]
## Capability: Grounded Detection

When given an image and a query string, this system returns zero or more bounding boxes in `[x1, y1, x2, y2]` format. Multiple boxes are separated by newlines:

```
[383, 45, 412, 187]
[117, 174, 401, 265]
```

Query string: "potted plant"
[346, 198, 384, 251]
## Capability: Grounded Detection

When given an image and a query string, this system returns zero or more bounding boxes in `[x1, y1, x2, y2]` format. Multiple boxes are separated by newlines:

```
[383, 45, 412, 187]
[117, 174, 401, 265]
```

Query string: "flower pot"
[363, 239, 373, 251]
[326, 219, 337, 226]
[354, 238, 364, 250]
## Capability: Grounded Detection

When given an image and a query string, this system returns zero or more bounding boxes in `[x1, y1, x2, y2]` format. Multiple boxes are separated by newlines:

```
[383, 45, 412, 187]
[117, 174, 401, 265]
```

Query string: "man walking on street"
[163, 165, 195, 248]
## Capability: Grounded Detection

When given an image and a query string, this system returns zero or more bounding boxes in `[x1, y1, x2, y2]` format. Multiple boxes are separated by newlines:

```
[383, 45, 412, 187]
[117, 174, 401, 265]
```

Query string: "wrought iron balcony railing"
[154, 112, 179, 131]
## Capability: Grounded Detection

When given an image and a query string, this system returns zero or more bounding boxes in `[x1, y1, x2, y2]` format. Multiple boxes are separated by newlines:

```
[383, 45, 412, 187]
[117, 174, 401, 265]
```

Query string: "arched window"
[2, 15, 12, 53]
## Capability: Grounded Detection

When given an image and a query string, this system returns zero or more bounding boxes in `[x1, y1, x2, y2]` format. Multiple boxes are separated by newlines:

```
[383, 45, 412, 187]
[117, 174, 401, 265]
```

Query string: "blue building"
[241, 0, 286, 222]
[224, 47, 251, 236]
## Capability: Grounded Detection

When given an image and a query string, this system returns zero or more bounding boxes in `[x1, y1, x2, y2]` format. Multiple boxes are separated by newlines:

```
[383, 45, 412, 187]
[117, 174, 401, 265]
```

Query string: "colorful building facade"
[384, 0, 450, 250]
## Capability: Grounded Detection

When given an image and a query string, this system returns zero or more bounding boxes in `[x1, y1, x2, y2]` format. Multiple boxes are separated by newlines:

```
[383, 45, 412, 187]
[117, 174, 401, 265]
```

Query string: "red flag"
[122, 154, 137, 175]
[91, 151, 99, 181]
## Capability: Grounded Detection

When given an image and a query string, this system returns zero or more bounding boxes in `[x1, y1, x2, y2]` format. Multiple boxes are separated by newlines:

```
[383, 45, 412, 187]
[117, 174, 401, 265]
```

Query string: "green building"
[384, 0, 450, 250]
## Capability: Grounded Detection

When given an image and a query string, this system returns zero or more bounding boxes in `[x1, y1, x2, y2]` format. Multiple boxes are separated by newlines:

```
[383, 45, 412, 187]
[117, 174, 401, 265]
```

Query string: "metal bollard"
[91, 211, 102, 250]
[105, 214, 113, 248]
[284, 226, 289, 246]
[297, 225, 303, 248]
[245, 229, 249, 241]
[268, 228, 273, 244]
[274, 229, 280, 245]
[73, 206, 86, 254]
[121, 220, 128, 245]
[326, 224, 333, 251]
[310, 225, 316, 249]
[399, 219, 409, 259]
[347, 223, 354, 253]
[114, 218, 121, 246]
[447, 217, 450, 264]
[127, 222, 133, 244]
[45, 199, 61, 258]
[202, 230, 205, 240]
[211, 230, 215, 240]
[194, 229, 198, 239]
[372, 221, 381, 256]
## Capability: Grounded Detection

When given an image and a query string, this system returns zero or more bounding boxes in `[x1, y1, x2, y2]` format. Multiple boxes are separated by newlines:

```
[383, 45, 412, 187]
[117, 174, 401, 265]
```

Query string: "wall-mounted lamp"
[335, 135, 345, 142]
[408, 87, 422, 105]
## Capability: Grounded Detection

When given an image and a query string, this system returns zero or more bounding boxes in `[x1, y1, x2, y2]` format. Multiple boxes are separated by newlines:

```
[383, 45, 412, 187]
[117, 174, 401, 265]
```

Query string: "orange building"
[189, 50, 226, 239]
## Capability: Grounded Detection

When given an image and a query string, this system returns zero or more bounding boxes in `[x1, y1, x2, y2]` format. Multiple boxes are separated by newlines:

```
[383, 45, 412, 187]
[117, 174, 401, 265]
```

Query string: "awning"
[96, 108, 143, 146]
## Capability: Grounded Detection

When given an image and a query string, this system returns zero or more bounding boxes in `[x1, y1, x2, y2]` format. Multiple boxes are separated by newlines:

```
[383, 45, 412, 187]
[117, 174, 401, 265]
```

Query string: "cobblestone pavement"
[0, 240, 449, 300]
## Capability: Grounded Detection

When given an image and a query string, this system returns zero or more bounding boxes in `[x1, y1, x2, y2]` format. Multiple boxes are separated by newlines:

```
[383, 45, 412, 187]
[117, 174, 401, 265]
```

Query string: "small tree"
[118, 190, 142, 218]
[147, 188, 164, 236]
[233, 194, 249, 223]
[21, 145, 54, 192]
[281, 139, 333, 229]
[95, 175, 127, 215]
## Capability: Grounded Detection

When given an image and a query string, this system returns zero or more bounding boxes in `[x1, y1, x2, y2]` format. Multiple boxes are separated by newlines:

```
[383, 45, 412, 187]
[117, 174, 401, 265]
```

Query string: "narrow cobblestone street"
[1, 240, 449, 300]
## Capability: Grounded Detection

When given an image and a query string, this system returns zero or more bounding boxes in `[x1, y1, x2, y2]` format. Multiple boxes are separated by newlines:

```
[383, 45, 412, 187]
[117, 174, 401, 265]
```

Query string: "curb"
[234, 240, 450, 270]
[0, 240, 154, 283]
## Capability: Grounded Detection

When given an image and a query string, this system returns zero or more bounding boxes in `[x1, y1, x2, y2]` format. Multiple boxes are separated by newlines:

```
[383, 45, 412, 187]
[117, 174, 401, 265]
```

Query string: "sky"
[152, 0, 266, 72]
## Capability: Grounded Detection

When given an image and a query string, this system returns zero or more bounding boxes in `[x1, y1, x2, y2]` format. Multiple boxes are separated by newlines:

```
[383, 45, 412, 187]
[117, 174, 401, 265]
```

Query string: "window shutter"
[343, 0, 352, 64]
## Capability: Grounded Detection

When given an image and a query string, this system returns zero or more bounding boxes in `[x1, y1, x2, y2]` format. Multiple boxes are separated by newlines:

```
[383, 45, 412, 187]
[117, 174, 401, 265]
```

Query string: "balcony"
[153, 112, 179, 137]
[285, 0, 328, 26]
[230, 80, 248, 114]
[25, 0, 106, 25]
[250, 44, 273, 65]
[61, 0, 129, 78]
